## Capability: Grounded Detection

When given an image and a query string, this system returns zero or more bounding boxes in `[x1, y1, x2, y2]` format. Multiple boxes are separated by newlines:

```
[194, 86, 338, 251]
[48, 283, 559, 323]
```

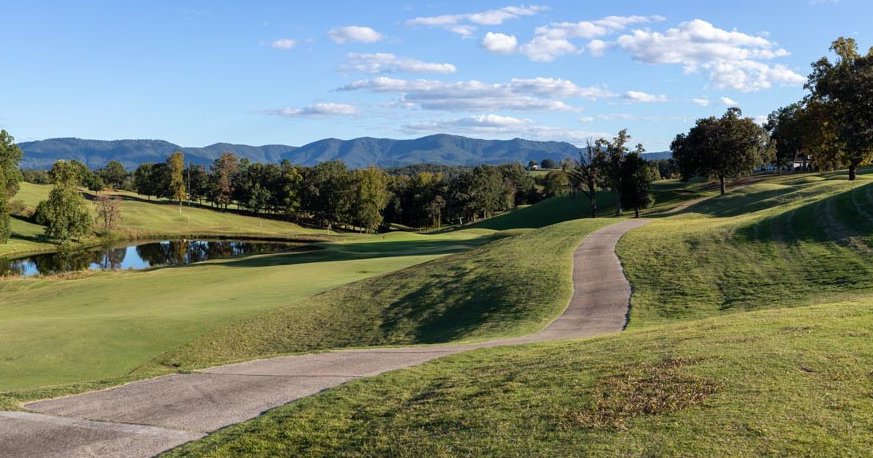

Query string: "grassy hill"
[470, 179, 711, 231]
[154, 218, 616, 370]
[619, 171, 873, 327]
[165, 170, 873, 456]
[168, 297, 873, 456]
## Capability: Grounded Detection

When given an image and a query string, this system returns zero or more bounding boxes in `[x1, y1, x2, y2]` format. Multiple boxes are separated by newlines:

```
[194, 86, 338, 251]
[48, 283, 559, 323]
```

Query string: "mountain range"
[18, 134, 669, 169]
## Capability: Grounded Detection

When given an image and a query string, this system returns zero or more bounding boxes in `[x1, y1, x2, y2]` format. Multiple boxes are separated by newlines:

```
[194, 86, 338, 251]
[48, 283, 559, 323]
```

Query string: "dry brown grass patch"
[561, 356, 720, 430]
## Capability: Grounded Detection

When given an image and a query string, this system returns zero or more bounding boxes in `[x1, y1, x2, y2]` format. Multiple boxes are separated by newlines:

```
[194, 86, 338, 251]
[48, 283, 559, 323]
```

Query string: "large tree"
[672, 108, 770, 195]
[99, 160, 128, 189]
[766, 103, 805, 173]
[301, 160, 354, 229]
[276, 160, 303, 217]
[166, 151, 186, 212]
[351, 167, 390, 232]
[767, 99, 841, 173]
[35, 161, 92, 242]
[619, 151, 655, 218]
[0, 130, 24, 243]
[806, 37, 873, 180]
[595, 129, 641, 215]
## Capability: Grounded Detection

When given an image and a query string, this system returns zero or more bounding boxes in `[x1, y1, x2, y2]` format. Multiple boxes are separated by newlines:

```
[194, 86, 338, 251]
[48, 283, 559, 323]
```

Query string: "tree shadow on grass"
[735, 181, 873, 245]
[374, 262, 541, 344]
[193, 235, 500, 270]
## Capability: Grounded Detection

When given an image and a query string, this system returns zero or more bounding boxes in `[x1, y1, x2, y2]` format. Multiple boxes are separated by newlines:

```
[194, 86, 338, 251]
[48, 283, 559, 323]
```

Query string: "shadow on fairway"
[194, 234, 503, 269]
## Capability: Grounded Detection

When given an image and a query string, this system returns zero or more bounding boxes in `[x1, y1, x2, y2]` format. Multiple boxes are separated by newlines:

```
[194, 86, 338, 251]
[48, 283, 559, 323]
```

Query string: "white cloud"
[328, 26, 383, 44]
[519, 35, 579, 62]
[484, 14, 663, 62]
[720, 96, 739, 106]
[263, 102, 358, 117]
[270, 38, 296, 50]
[341, 53, 456, 74]
[691, 97, 711, 106]
[586, 39, 609, 57]
[339, 76, 616, 112]
[615, 19, 805, 91]
[402, 113, 608, 143]
[407, 5, 546, 37]
[592, 113, 693, 122]
[481, 32, 518, 54]
[534, 15, 665, 40]
[624, 90, 668, 102]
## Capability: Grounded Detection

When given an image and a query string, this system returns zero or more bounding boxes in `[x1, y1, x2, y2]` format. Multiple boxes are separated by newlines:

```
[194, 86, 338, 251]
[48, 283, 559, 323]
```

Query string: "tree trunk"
[589, 190, 597, 218]
[634, 207, 640, 218]
[719, 175, 726, 195]
[615, 192, 622, 216]
[849, 163, 857, 181]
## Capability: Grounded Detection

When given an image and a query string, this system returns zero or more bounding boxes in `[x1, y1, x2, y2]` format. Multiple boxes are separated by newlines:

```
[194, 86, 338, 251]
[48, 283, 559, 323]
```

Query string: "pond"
[0, 239, 304, 278]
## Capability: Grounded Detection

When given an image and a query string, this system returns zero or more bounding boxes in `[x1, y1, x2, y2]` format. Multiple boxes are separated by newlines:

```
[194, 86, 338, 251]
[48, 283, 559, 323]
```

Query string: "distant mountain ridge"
[18, 135, 669, 169]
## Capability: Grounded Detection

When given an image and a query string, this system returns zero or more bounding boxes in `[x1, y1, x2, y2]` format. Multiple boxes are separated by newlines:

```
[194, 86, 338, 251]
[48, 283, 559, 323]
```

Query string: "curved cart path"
[0, 219, 649, 458]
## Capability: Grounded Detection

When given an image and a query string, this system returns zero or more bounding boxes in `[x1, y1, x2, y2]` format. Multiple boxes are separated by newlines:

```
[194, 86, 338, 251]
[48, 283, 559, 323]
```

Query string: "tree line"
[127, 153, 549, 231]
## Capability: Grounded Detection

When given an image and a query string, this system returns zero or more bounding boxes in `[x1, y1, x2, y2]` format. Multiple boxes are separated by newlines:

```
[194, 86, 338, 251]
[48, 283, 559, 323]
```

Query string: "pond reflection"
[1, 240, 299, 277]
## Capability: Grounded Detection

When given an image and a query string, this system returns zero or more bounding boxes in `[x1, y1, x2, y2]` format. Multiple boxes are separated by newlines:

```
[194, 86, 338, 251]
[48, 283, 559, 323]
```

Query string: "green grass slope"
[0, 218, 55, 258]
[471, 179, 710, 231]
[619, 171, 873, 327]
[156, 218, 616, 370]
[167, 296, 873, 457]
[0, 229, 490, 398]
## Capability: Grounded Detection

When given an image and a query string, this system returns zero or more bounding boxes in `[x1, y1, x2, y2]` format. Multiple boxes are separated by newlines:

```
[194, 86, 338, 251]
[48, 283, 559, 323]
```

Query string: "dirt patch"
[560, 357, 719, 430]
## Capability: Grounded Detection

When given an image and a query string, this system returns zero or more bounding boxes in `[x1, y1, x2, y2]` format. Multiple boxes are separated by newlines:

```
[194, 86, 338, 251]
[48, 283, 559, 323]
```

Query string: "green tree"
[594, 129, 635, 215]
[766, 103, 805, 173]
[186, 164, 210, 204]
[0, 130, 24, 243]
[276, 161, 303, 217]
[99, 160, 128, 189]
[167, 151, 186, 212]
[301, 160, 353, 229]
[806, 37, 873, 180]
[36, 161, 92, 242]
[351, 167, 390, 232]
[671, 108, 770, 195]
[498, 162, 537, 205]
[542, 170, 569, 197]
[619, 152, 655, 218]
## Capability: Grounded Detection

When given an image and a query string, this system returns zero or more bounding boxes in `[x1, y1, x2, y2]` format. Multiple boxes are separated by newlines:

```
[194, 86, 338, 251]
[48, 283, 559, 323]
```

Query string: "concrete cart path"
[1, 218, 649, 458]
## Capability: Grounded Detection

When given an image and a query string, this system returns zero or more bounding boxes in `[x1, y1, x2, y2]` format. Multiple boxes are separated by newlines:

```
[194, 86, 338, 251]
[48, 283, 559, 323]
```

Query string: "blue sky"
[1, 0, 868, 151]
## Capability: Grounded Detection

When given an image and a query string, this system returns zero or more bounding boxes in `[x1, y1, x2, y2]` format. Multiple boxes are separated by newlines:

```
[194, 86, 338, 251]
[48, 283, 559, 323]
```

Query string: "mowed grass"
[0, 218, 55, 258]
[167, 297, 873, 457]
[619, 170, 873, 327]
[0, 228, 492, 400]
[156, 218, 617, 370]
